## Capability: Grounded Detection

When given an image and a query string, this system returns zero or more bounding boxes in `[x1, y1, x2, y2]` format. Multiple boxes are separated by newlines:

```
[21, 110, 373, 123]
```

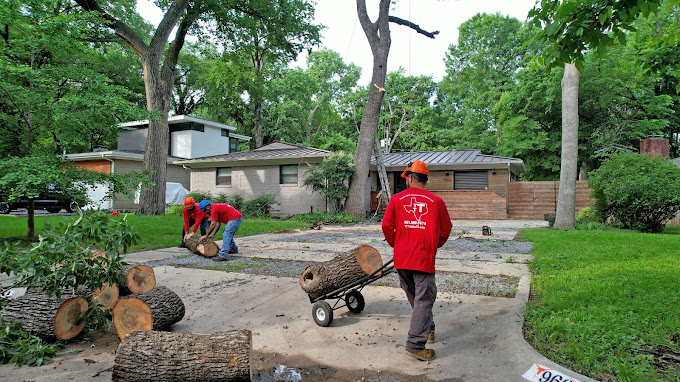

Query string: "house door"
[394, 173, 408, 194]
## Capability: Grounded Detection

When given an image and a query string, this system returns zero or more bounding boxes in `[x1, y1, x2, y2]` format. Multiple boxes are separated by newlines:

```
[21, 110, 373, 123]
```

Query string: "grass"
[522, 227, 680, 382]
[0, 214, 308, 252]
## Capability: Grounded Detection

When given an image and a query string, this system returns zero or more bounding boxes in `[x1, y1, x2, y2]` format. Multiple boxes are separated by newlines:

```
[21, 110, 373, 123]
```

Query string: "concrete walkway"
[0, 220, 597, 381]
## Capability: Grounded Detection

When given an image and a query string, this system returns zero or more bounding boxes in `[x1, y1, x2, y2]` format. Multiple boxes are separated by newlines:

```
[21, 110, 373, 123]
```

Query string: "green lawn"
[522, 227, 680, 382]
[0, 214, 308, 252]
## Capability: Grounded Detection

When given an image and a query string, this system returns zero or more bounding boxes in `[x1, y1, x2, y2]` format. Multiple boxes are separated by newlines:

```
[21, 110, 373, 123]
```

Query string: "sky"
[136, 0, 538, 84]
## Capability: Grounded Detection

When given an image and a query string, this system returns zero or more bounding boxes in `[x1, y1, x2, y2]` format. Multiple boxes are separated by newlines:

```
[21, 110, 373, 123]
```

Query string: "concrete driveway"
[0, 220, 596, 381]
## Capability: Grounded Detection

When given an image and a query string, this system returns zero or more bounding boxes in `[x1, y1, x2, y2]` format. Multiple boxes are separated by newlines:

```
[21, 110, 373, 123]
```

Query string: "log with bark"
[112, 329, 251, 382]
[299, 245, 384, 299]
[0, 289, 88, 340]
[184, 235, 219, 258]
[112, 286, 185, 339]
[118, 264, 155, 295]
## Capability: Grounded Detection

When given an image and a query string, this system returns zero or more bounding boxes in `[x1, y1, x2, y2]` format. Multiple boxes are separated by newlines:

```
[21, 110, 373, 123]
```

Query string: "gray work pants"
[397, 269, 436, 352]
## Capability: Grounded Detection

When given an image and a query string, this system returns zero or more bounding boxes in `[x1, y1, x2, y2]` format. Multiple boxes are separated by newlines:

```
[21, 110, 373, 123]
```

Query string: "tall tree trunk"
[345, 0, 391, 218]
[254, 99, 263, 148]
[307, 103, 320, 146]
[554, 63, 579, 230]
[27, 199, 35, 239]
[75, 0, 191, 215]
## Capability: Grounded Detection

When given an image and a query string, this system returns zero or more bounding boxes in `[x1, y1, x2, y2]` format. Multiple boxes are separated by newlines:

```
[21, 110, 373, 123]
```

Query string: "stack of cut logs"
[1, 257, 252, 381]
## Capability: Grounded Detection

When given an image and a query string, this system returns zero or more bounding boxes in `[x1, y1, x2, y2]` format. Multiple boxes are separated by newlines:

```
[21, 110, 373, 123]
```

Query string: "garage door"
[454, 170, 488, 190]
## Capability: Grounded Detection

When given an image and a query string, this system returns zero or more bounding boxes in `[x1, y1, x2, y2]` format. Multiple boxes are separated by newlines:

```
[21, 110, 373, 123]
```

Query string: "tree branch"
[388, 16, 439, 39]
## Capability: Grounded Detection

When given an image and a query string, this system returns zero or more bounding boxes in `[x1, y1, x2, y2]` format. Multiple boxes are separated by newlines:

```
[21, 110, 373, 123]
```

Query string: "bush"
[166, 204, 184, 215]
[588, 152, 680, 233]
[242, 194, 277, 218]
[303, 153, 355, 212]
[294, 212, 364, 224]
[225, 194, 245, 211]
[575, 207, 597, 222]
[213, 193, 229, 203]
[187, 190, 212, 203]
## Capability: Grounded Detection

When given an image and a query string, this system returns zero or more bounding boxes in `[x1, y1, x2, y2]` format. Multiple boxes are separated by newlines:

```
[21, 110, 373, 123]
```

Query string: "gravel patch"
[441, 237, 533, 254]
[144, 253, 521, 298]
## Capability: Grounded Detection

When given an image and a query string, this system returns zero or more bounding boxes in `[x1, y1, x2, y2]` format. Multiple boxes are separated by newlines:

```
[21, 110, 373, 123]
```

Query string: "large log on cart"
[112, 330, 251, 382]
[118, 264, 155, 295]
[0, 289, 88, 340]
[184, 235, 219, 258]
[299, 245, 383, 299]
[112, 286, 185, 339]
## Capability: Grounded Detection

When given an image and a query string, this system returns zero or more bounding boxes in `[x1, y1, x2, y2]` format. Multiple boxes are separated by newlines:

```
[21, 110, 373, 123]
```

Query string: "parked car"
[0, 186, 78, 214]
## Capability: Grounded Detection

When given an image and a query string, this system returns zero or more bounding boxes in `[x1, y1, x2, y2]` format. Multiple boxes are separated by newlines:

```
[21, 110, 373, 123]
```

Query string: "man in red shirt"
[382, 160, 452, 361]
[179, 196, 209, 247]
[199, 200, 243, 262]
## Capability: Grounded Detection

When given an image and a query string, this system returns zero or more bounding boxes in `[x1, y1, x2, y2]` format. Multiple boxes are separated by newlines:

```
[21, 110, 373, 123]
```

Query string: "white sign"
[522, 364, 581, 382]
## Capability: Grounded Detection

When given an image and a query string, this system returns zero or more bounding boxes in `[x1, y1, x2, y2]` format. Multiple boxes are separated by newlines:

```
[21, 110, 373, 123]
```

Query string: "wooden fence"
[508, 181, 595, 219]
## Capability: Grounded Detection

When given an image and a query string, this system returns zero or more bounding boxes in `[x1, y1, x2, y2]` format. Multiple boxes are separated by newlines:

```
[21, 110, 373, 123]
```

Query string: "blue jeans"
[218, 217, 243, 258]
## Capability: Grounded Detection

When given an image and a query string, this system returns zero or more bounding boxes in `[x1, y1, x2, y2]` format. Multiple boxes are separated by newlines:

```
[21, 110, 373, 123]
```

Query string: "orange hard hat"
[184, 196, 195, 206]
[401, 160, 429, 179]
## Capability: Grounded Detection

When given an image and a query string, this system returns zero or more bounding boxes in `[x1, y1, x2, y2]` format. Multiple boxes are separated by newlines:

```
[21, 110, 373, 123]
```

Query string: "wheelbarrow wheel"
[345, 291, 365, 313]
[312, 301, 333, 327]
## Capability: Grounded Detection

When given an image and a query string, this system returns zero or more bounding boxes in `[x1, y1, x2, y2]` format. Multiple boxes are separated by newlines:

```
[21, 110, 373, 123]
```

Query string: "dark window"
[221, 129, 229, 137]
[169, 122, 204, 132]
[216, 167, 231, 186]
[454, 171, 488, 190]
[280, 165, 298, 184]
[230, 138, 239, 153]
[394, 172, 408, 194]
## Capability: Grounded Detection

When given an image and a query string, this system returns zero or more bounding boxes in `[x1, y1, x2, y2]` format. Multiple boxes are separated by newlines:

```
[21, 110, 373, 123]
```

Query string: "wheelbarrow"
[308, 259, 395, 327]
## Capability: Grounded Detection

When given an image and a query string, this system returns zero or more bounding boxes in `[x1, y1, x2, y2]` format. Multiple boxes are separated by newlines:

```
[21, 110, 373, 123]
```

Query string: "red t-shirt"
[183, 203, 209, 233]
[381, 187, 452, 273]
[210, 203, 243, 224]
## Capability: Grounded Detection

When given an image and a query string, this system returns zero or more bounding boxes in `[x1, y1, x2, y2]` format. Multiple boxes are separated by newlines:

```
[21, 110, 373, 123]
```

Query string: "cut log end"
[356, 245, 383, 276]
[112, 298, 153, 339]
[197, 242, 219, 257]
[92, 283, 119, 310]
[126, 265, 155, 293]
[54, 297, 89, 340]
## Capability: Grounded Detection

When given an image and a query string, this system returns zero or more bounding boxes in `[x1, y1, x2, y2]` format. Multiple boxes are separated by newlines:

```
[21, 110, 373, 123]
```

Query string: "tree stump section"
[0, 290, 88, 340]
[91, 282, 119, 310]
[112, 286, 185, 339]
[119, 264, 155, 295]
[299, 245, 383, 299]
[112, 329, 251, 382]
[184, 235, 219, 257]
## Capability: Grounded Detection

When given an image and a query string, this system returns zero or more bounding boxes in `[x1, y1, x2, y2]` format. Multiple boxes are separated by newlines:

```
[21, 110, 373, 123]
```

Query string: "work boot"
[228, 248, 239, 254]
[405, 348, 436, 361]
[427, 331, 435, 344]
[212, 256, 229, 262]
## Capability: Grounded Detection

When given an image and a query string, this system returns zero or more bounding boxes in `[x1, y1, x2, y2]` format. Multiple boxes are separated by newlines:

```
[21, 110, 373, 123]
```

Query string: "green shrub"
[243, 194, 277, 218]
[166, 204, 184, 215]
[187, 190, 212, 203]
[294, 212, 364, 224]
[225, 194, 245, 211]
[212, 193, 229, 203]
[303, 153, 355, 212]
[575, 207, 596, 222]
[588, 152, 680, 233]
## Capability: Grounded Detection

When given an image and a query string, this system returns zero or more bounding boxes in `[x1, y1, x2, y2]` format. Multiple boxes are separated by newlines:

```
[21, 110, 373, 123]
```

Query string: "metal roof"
[373, 149, 526, 173]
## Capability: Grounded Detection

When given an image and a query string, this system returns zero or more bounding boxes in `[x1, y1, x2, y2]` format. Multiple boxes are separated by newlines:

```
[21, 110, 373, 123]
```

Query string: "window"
[280, 165, 298, 184]
[230, 138, 239, 153]
[454, 171, 488, 190]
[216, 167, 231, 186]
[221, 129, 229, 137]
[169, 122, 204, 132]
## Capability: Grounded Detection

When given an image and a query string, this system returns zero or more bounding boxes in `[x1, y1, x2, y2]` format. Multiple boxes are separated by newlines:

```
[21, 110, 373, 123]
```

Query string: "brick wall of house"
[190, 164, 326, 216]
